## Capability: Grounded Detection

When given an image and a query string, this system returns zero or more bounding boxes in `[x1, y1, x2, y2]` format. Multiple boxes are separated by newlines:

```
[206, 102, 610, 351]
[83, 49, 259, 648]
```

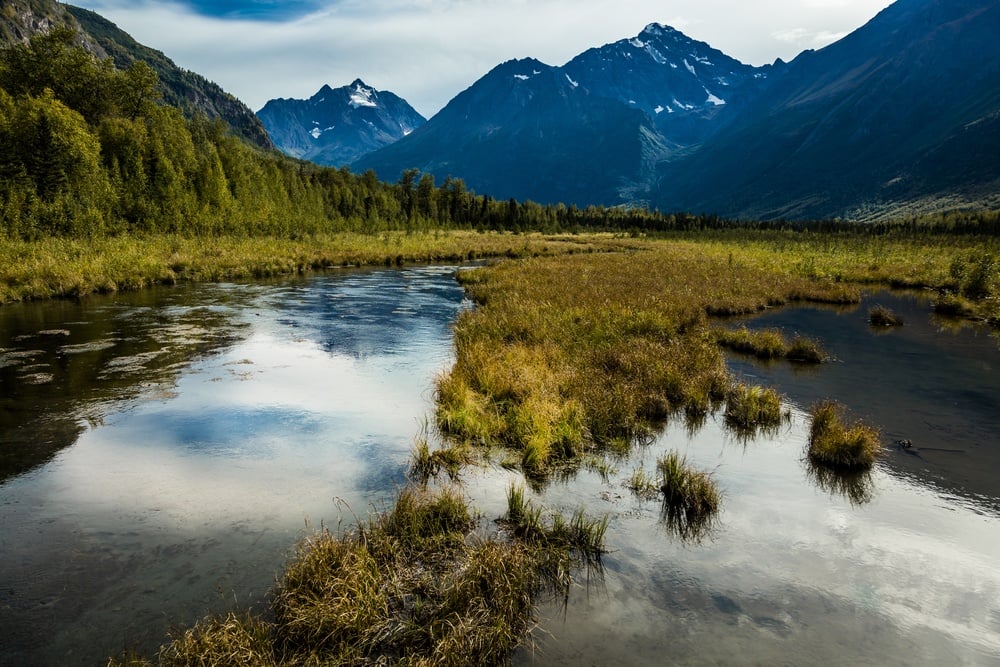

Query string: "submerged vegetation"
[807, 401, 882, 470]
[656, 451, 722, 541]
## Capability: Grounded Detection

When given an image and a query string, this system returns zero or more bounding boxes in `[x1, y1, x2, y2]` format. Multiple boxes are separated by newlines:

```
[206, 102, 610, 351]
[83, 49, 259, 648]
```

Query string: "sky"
[71, 0, 896, 118]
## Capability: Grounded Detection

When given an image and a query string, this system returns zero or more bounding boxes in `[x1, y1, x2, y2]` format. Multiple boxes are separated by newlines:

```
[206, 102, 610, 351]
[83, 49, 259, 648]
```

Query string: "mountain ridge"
[356, 0, 999, 220]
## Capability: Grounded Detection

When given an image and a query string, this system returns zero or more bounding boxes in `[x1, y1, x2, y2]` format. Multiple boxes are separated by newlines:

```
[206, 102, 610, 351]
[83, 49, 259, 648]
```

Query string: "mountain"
[355, 57, 670, 205]
[652, 0, 1000, 219]
[354, 23, 775, 206]
[0, 1, 274, 149]
[357, 0, 999, 219]
[257, 80, 425, 166]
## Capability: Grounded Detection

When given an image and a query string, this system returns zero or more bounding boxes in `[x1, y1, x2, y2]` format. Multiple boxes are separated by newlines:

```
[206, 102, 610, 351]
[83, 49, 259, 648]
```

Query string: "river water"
[0, 267, 470, 665]
[1, 276, 998, 665]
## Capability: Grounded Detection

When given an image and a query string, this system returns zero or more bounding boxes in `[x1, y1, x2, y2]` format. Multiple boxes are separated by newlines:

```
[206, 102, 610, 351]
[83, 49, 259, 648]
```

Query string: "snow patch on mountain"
[349, 83, 377, 108]
[705, 90, 726, 106]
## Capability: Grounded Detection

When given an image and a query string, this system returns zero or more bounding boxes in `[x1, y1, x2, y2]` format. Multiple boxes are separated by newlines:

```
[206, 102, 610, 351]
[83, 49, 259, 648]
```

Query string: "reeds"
[868, 305, 903, 327]
[807, 401, 881, 469]
[656, 451, 721, 541]
[723, 382, 787, 437]
[715, 326, 826, 363]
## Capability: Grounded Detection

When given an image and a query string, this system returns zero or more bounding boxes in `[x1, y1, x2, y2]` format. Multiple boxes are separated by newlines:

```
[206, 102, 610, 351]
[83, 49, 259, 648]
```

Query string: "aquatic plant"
[500, 484, 607, 564]
[715, 326, 826, 363]
[807, 401, 882, 469]
[410, 433, 474, 484]
[723, 382, 786, 436]
[868, 305, 903, 327]
[656, 451, 721, 541]
[626, 465, 662, 500]
[715, 326, 786, 359]
[785, 336, 826, 363]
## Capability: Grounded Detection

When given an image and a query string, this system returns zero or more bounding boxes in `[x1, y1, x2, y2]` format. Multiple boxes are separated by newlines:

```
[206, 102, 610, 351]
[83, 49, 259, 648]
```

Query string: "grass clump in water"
[115, 484, 603, 666]
[411, 433, 474, 484]
[501, 484, 608, 565]
[785, 335, 826, 363]
[868, 304, 903, 327]
[715, 326, 826, 364]
[807, 401, 882, 470]
[656, 451, 720, 541]
[714, 326, 786, 359]
[723, 382, 787, 437]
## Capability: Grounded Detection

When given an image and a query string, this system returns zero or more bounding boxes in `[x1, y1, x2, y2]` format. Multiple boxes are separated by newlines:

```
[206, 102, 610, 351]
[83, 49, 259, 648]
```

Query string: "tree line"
[1, 28, 997, 241]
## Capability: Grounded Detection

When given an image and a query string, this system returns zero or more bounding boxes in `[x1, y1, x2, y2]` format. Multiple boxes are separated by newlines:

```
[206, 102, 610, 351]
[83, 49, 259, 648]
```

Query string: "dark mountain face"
[563, 23, 775, 146]
[652, 0, 1000, 219]
[257, 80, 426, 167]
[354, 58, 667, 205]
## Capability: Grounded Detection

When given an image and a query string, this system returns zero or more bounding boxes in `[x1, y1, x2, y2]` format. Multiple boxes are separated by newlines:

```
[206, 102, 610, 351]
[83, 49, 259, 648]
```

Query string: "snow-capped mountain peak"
[349, 80, 377, 109]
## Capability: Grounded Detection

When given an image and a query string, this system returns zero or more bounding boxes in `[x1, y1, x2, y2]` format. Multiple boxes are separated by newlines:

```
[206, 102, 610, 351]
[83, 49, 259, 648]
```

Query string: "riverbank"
[0, 231, 632, 304]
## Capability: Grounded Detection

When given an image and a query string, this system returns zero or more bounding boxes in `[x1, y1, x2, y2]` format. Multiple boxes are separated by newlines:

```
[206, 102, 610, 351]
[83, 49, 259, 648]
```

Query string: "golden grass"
[807, 401, 882, 469]
[112, 484, 606, 666]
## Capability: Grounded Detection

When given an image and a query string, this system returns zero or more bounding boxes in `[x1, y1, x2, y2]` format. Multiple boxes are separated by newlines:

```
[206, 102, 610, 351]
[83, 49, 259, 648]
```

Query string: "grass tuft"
[723, 382, 786, 436]
[656, 451, 721, 540]
[868, 304, 903, 327]
[807, 401, 881, 469]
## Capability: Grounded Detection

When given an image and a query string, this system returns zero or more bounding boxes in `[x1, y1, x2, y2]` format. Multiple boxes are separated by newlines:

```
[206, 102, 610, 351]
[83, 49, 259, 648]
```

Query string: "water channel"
[1, 270, 998, 665]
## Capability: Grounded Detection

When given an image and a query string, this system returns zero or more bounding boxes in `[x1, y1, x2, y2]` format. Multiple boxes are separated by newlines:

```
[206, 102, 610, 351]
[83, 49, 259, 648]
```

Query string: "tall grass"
[656, 451, 721, 541]
[807, 401, 882, 469]
[723, 382, 787, 438]
[868, 305, 903, 327]
[715, 326, 827, 363]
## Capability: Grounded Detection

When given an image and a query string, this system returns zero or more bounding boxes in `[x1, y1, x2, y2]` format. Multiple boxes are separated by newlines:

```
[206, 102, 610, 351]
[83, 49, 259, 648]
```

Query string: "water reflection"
[805, 459, 876, 506]
[494, 407, 1000, 666]
[725, 290, 1000, 513]
[0, 266, 469, 666]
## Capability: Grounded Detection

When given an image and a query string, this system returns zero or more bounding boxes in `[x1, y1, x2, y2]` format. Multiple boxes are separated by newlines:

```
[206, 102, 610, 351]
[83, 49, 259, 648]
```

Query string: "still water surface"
[2, 278, 999, 665]
[1, 267, 469, 665]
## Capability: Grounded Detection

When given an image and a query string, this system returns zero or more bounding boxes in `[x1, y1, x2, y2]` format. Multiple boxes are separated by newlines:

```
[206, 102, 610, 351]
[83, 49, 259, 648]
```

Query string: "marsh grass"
[111, 482, 608, 666]
[501, 484, 607, 565]
[656, 451, 721, 541]
[868, 304, 903, 327]
[411, 434, 474, 484]
[807, 401, 882, 469]
[626, 465, 662, 501]
[715, 326, 827, 363]
[0, 231, 626, 304]
[723, 383, 787, 438]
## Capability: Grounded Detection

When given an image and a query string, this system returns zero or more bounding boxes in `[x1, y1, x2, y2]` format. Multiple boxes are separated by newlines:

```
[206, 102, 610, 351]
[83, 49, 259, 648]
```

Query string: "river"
[1, 275, 998, 665]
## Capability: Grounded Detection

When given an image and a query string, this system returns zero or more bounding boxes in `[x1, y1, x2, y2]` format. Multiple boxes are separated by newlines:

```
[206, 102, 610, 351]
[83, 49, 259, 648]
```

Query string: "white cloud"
[73, 0, 894, 117]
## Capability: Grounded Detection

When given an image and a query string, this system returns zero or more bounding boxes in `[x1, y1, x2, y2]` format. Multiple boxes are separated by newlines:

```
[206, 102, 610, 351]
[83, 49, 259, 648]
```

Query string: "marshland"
[1, 230, 999, 665]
